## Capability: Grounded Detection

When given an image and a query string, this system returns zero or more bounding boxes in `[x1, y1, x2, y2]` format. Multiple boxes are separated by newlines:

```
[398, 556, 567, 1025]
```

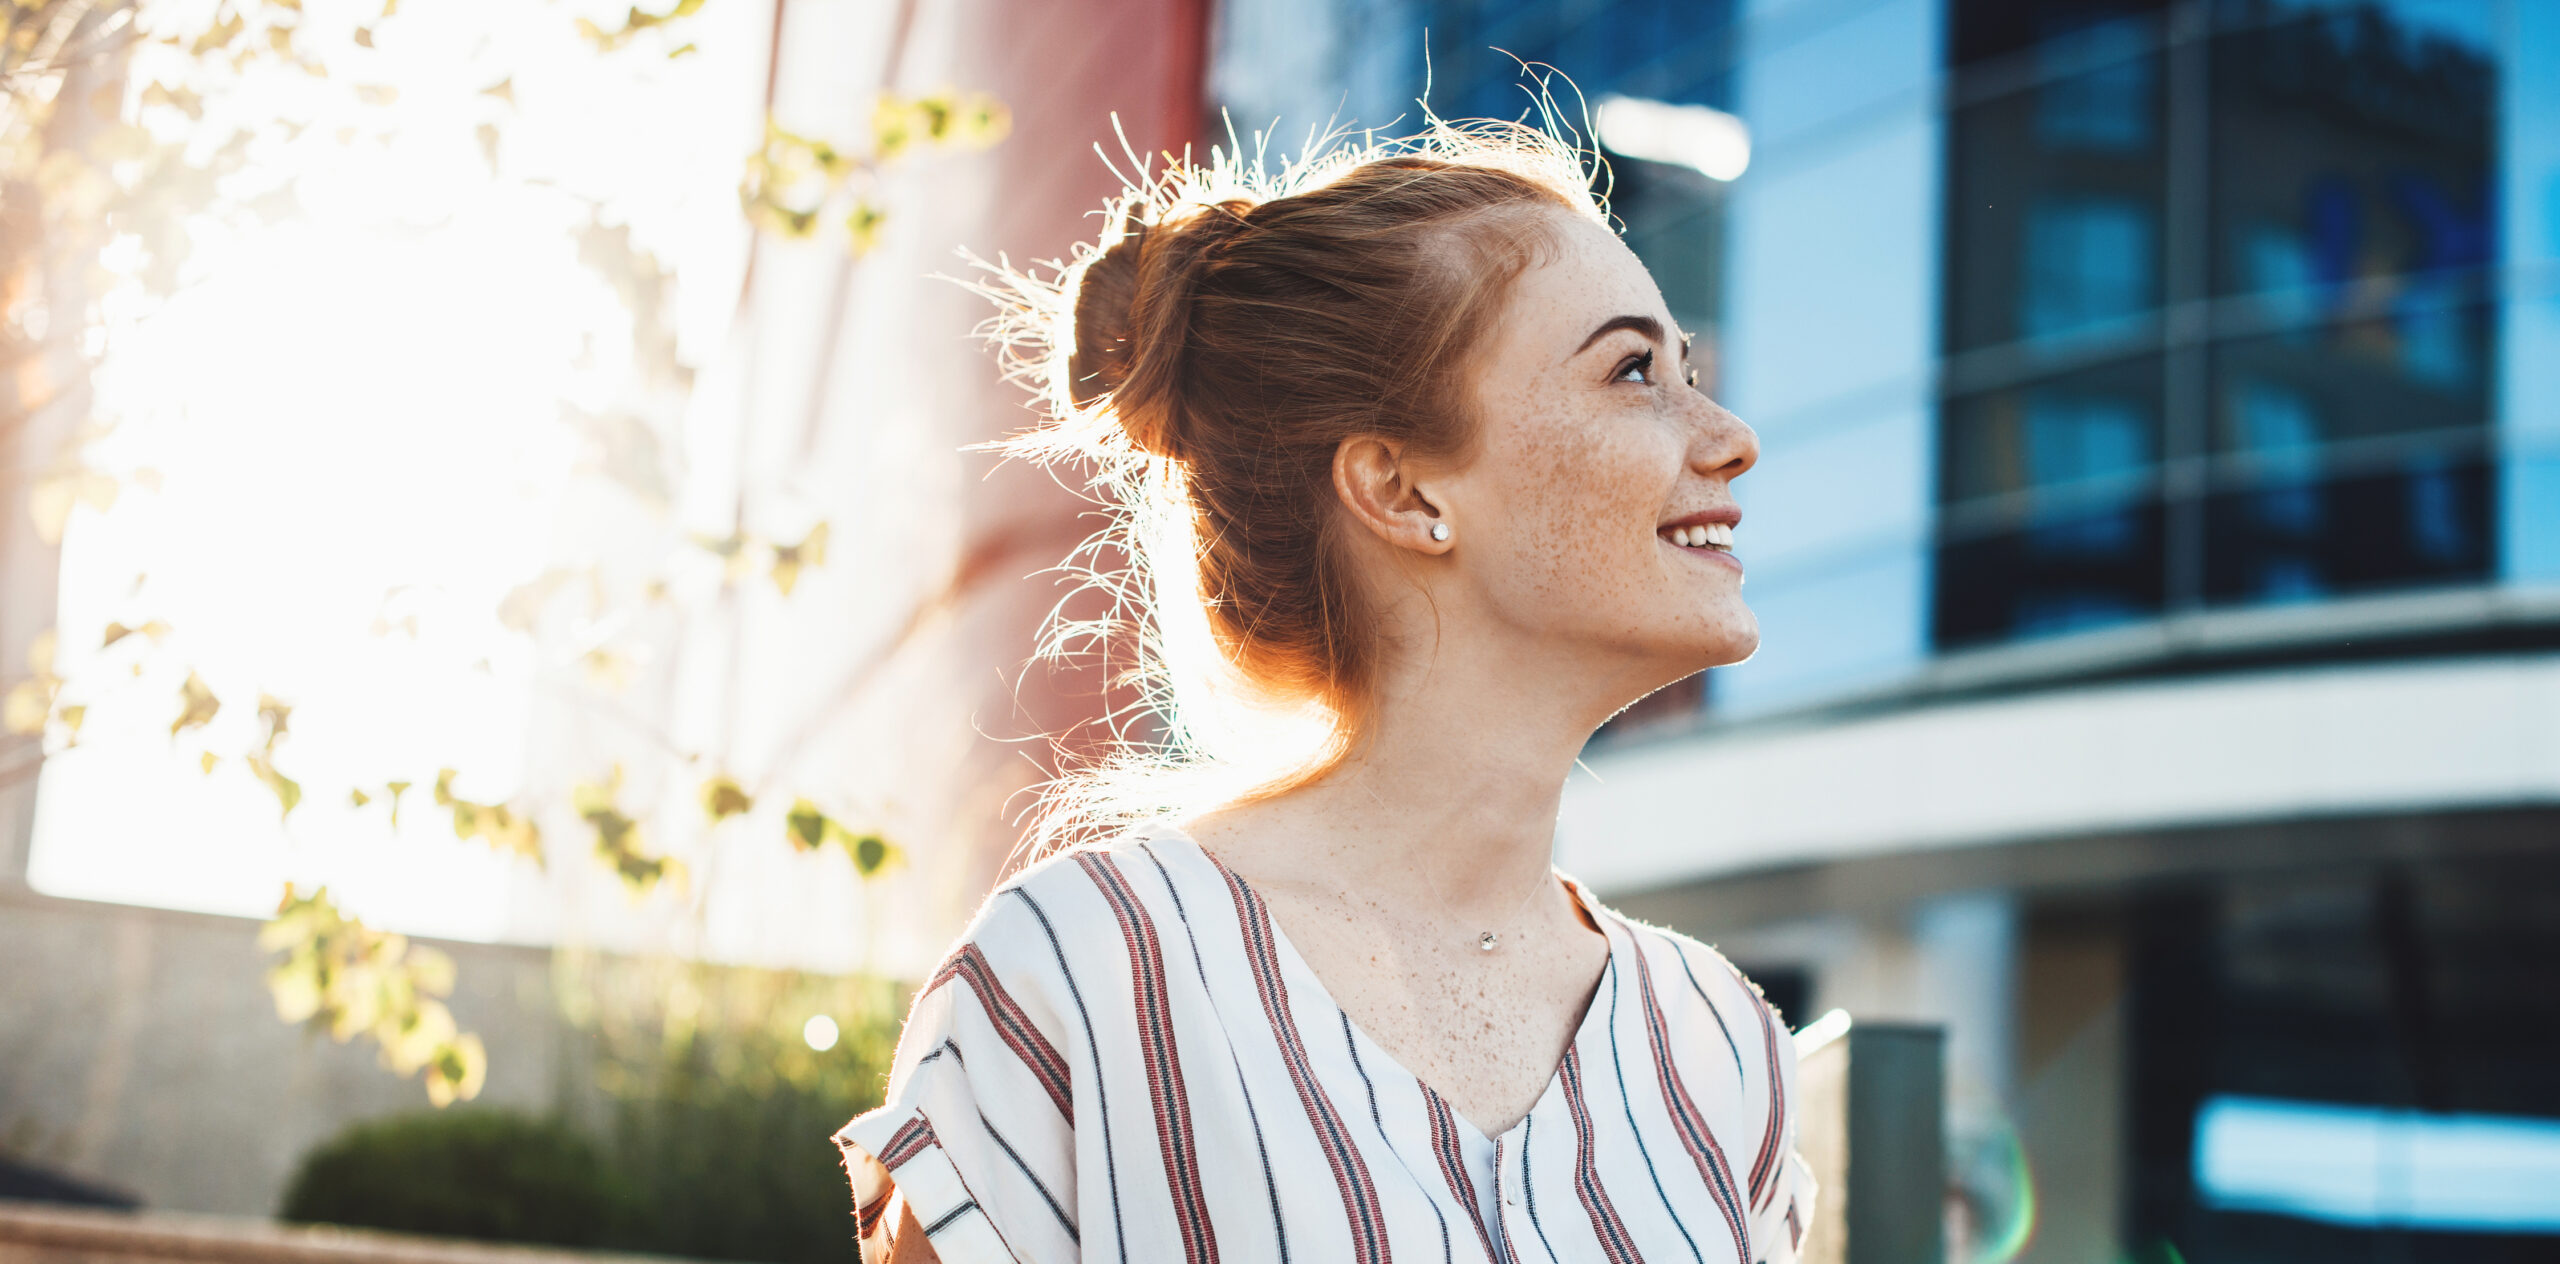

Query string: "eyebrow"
[1575, 314, 1674, 359]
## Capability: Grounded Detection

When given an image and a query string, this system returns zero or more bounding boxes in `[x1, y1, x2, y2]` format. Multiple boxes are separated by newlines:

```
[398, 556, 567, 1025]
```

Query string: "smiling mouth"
[1661, 522, 1735, 553]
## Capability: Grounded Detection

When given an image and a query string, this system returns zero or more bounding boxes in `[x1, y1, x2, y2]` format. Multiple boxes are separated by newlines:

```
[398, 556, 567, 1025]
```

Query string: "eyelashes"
[1615, 345, 1702, 389]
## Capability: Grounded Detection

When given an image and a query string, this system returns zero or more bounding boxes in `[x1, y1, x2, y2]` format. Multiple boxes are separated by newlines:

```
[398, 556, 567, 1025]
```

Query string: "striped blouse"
[835, 827, 1813, 1264]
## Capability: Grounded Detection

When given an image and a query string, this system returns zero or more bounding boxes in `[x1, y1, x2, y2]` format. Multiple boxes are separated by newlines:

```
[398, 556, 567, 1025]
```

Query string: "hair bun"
[1067, 216, 1149, 412]
[1065, 202, 1256, 457]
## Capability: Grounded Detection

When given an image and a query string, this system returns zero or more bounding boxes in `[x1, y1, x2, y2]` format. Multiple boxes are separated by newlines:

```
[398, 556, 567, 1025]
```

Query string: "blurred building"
[1217, 0, 2560, 1260]
[0, 0, 1209, 1217]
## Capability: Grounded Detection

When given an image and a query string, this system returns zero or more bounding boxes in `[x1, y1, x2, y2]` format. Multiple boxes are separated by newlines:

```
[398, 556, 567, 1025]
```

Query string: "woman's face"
[1431, 208, 1760, 699]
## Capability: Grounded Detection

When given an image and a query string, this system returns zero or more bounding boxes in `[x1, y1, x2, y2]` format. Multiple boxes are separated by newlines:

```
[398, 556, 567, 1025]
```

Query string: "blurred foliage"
[574, 0, 706, 55]
[281, 977, 900, 1262]
[262, 885, 488, 1107]
[3, 0, 1002, 1108]
[577, 955, 903, 1262]
[741, 92, 1008, 250]
[786, 795, 901, 878]
[280, 1111, 634, 1248]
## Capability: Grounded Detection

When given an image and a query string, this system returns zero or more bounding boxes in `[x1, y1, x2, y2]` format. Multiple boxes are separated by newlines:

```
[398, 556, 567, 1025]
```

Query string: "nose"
[1689, 395, 1757, 482]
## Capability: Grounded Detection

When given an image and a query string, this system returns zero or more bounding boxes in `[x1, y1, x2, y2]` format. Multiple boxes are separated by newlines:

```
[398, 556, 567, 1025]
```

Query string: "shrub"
[280, 1110, 636, 1248]
[283, 968, 900, 1262]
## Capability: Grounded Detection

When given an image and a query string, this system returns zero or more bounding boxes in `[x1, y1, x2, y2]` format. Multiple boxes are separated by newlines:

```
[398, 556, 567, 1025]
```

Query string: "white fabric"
[836, 828, 1816, 1264]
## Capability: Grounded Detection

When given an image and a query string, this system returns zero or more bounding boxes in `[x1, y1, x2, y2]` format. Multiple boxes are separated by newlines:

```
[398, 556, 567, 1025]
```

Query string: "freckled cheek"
[1503, 435, 1662, 588]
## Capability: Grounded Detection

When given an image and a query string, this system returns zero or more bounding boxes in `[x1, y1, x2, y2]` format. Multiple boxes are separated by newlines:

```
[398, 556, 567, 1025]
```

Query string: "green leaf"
[769, 521, 828, 594]
[785, 797, 826, 851]
[700, 775, 753, 825]
[171, 670, 220, 736]
[850, 832, 900, 878]
[578, 765, 679, 894]
[846, 202, 886, 258]
[257, 692, 292, 751]
[246, 753, 302, 819]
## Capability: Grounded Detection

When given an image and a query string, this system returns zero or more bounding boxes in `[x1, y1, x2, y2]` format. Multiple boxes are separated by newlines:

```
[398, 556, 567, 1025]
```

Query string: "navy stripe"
[1520, 1114, 1562, 1264]
[1011, 887, 1130, 1264]
[979, 1107, 1078, 1244]
[1139, 841, 1292, 1264]
[1560, 1048, 1642, 1264]
[1665, 932, 1746, 1084]
[1424, 1090, 1499, 1262]
[1341, 1014, 1453, 1264]
[1604, 956, 1705, 1264]
[1219, 864, 1393, 1264]
[931, 943, 1074, 1117]
[924, 1200, 979, 1237]
[1618, 917, 1752, 1260]
[1744, 986, 1787, 1212]
[1078, 853, 1220, 1264]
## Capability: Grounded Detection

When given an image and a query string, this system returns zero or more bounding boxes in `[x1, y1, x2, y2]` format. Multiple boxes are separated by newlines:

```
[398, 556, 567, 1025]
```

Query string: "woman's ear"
[1332, 436, 1451, 555]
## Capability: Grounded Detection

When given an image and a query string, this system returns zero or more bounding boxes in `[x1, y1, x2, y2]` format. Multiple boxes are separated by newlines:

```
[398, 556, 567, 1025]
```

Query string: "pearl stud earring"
[1430, 522, 1451, 542]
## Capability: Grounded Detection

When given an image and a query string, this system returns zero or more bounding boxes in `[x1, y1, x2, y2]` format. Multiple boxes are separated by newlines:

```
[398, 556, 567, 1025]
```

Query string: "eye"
[1615, 348, 1656, 385]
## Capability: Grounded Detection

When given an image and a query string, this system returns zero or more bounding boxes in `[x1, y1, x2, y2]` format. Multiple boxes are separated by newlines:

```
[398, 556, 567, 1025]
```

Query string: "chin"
[1696, 610, 1759, 669]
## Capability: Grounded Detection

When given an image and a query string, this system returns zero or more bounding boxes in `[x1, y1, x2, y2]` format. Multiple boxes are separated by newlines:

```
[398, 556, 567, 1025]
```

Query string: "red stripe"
[878, 1114, 938, 1169]
[927, 943, 1073, 1120]
[1618, 919, 1751, 1260]
[1421, 1086, 1499, 1262]
[1739, 970, 1787, 1212]
[854, 1188, 892, 1239]
[1079, 853, 1221, 1264]
[1786, 1197, 1804, 1252]
[1559, 1046, 1644, 1264]
[1217, 862, 1394, 1264]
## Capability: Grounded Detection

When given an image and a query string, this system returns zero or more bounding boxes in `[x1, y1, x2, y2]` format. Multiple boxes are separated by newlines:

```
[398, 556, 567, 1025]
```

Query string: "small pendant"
[1479, 931, 1499, 952]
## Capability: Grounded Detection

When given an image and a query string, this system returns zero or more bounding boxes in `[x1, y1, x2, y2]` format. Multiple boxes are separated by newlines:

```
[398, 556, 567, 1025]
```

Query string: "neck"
[1207, 616, 1637, 917]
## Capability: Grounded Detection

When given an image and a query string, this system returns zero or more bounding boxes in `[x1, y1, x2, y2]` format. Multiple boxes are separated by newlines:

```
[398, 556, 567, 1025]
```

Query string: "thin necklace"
[1413, 843, 1557, 953]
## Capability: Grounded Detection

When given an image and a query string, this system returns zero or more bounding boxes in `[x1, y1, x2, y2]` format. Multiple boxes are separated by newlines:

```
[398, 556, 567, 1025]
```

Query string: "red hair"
[977, 118, 1608, 846]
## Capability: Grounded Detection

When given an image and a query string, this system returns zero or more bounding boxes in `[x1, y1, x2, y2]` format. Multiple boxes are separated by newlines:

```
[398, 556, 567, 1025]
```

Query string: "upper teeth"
[1670, 523, 1733, 548]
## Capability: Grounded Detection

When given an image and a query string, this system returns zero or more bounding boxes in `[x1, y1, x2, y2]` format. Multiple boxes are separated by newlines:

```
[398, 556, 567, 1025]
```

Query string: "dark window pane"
[1611, 156, 1724, 349]
[1937, 358, 2167, 647]
[1421, 0, 1738, 118]
[2205, 258, 2494, 603]
[1953, 0, 2168, 68]
[2128, 858, 2560, 1262]
[1945, 356, 2163, 503]
[2210, 1, 2497, 299]
[2204, 444, 2493, 604]
[1947, 15, 2166, 354]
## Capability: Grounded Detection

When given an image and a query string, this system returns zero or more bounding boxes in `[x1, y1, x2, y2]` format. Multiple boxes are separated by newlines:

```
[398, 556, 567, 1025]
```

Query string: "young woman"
[837, 120, 1811, 1264]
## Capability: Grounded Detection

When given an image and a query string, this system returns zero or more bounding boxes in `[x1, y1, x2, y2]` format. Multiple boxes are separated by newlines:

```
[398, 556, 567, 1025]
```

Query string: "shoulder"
[929, 831, 1200, 985]
[1581, 887, 1797, 1046]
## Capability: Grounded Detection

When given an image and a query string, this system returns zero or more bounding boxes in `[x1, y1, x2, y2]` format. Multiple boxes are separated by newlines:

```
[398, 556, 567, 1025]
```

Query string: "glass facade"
[1418, 1, 1741, 349]
[1217, 4, 2560, 1262]
[1937, 0, 2517, 648]
[2126, 852, 2560, 1260]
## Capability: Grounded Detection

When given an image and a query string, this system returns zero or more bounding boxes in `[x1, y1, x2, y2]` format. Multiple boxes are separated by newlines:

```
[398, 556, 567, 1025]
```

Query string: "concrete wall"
[0, 1201, 692, 1264]
[0, 884, 578, 1217]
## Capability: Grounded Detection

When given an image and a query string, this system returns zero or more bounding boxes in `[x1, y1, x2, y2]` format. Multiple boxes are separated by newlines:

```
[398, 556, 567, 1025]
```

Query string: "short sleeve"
[835, 917, 1081, 1264]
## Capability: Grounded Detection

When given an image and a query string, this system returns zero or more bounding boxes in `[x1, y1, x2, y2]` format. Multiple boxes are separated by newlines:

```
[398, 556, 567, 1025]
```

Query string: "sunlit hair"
[971, 108, 1610, 858]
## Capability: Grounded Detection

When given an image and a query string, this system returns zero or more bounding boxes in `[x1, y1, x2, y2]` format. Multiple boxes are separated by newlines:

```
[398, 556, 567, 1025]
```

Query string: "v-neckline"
[1147, 825, 1621, 1146]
